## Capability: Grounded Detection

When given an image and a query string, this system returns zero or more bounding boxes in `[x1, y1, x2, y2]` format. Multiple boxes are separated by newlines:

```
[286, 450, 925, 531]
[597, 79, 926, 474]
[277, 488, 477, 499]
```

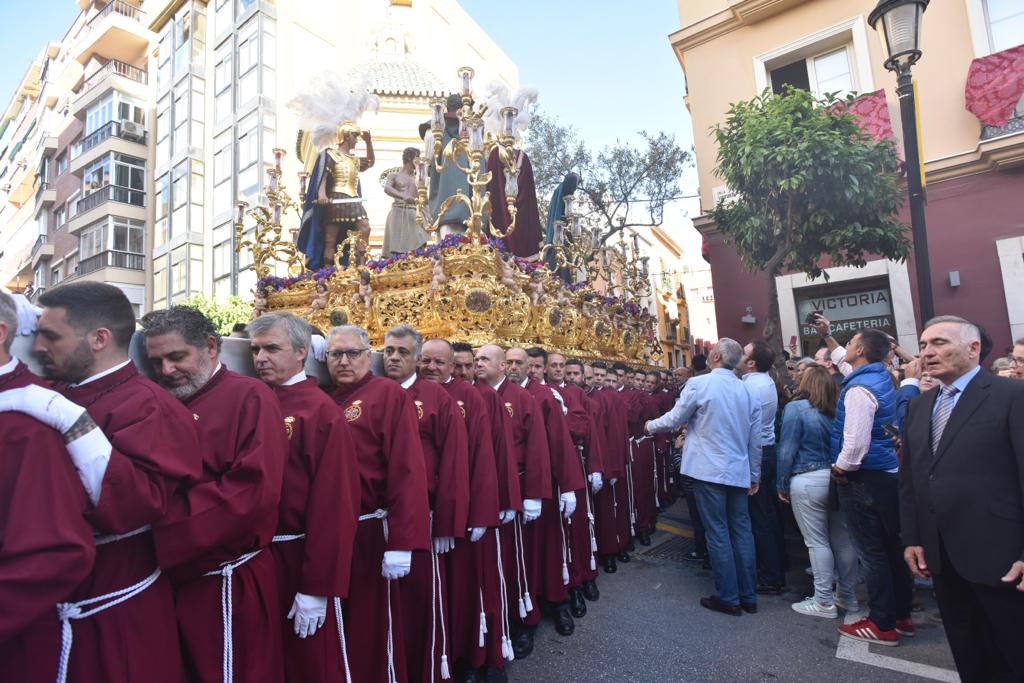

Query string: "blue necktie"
[930, 385, 959, 453]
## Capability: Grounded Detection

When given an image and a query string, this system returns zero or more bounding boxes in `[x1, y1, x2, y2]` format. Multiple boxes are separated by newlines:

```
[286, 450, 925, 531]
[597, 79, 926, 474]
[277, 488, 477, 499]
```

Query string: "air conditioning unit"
[120, 120, 145, 141]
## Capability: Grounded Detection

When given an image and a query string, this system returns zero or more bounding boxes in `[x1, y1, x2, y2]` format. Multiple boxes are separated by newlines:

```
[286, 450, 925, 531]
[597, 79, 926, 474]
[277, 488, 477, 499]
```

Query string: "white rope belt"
[512, 517, 533, 619]
[55, 567, 161, 683]
[610, 480, 621, 546]
[625, 441, 637, 535]
[556, 487, 570, 586]
[271, 533, 306, 543]
[357, 509, 397, 683]
[577, 447, 598, 572]
[203, 549, 263, 683]
[94, 523, 152, 546]
[493, 529, 515, 660]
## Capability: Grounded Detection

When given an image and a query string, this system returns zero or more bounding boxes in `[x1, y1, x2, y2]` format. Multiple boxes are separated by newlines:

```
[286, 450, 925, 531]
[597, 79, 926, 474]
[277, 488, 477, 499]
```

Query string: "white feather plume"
[481, 80, 539, 140]
[287, 71, 381, 150]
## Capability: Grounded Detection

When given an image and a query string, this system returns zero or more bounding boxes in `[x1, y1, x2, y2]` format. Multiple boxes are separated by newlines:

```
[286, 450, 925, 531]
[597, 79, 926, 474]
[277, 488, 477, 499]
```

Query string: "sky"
[0, 0, 80, 107]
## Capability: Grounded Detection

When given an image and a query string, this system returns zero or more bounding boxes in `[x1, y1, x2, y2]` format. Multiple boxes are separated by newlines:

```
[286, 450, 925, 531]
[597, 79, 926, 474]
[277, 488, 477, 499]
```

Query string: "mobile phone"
[805, 311, 820, 325]
[882, 423, 900, 438]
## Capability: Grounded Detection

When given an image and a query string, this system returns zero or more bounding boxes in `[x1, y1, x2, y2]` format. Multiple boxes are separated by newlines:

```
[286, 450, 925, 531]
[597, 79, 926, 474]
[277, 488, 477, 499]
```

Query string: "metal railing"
[80, 59, 148, 95]
[85, 0, 143, 30]
[78, 249, 145, 275]
[30, 234, 48, 257]
[73, 184, 145, 216]
[71, 120, 148, 159]
[982, 111, 1024, 140]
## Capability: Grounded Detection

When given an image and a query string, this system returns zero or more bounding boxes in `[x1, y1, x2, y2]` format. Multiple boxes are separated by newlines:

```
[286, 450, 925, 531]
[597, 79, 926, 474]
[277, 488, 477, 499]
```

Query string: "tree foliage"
[709, 87, 911, 354]
[184, 294, 252, 335]
[525, 112, 693, 243]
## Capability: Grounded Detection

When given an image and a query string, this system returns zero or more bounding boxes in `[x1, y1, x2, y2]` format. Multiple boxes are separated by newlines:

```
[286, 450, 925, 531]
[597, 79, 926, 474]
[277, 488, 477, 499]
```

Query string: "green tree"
[184, 294, 252, 335]
[709, 87, 911, 360]
[525, 112, 694, 244]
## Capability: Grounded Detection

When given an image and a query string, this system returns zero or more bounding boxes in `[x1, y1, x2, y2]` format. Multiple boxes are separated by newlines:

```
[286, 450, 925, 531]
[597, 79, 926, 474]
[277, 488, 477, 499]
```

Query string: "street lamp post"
[869, 0, 934, 323]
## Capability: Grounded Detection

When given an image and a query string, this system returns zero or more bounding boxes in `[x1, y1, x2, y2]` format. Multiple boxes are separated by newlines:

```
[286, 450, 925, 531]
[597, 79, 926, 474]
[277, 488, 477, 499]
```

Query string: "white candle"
[505, 171, 518, 199]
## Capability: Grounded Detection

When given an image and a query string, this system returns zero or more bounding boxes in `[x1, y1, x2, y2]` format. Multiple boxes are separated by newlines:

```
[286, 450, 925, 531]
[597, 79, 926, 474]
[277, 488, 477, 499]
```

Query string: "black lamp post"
[868, 0, 934, 323]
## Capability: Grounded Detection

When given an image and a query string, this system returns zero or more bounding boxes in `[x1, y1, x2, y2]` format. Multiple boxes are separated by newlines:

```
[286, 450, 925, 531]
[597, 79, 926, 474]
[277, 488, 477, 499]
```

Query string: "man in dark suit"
[900, 315, 1024, 682]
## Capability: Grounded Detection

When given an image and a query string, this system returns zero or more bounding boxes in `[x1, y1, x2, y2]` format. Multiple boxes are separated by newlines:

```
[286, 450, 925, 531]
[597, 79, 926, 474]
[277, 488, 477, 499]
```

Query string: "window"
[173, 81, 189, 155]
[52, 265, 62, 285]
[153, 264, 168, 304]
[113, 153, 145, 191]
[56, 152, 67, 176]
[172, 160, 188, 236]
[155, 174, 170, 247]
[237, 18, 259, 106]
[214, 0, 232, 37]
[237, 0, 256, 17]
[770, 45, 854, 98]
[117, 99, 146, 125]
[985, 0, 1024, 52]
[55, 206, 65, 229]
[191, 159, 205, 206]
[171, 245, 188, 295]
[157, 30, 172, 89]
[112, 217, 144, 254]
[214, 47, 233, 122]
[80, 222, 105, 259]
[82, 155, 111, 194]
[156, 97, 170, 168]
[236, 113, 259, 198]
[174, 9, 192, 77]
[213, 222, 233, 280]
[34, 264, 47, 290]
[85, 95, 114, 135]
[213, 133, 233, 215]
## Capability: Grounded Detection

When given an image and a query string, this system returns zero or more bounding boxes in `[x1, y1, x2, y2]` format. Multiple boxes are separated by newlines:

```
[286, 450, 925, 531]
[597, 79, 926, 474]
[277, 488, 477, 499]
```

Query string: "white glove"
[522, 498, 542, 523]
[499, 509, 517, 525]
[382, 550, 412, 580]
[287, 592, 327, 638]
[559, 491, 577, 519]
[469, 527, 486, 542]
[609, 478, 619, 486]
[432, 536, 455, 554]
[65, 428, 112, 506]
[0, 385, 85, 433]
[310, 334, 327, 363]
[589, 472, 604, 494]
[4, 290, 41, 335]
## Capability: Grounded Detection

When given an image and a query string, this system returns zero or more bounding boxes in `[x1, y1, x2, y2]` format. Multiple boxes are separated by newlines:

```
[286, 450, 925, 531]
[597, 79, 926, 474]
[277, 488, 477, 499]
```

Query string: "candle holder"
[234, 149, 305, 278]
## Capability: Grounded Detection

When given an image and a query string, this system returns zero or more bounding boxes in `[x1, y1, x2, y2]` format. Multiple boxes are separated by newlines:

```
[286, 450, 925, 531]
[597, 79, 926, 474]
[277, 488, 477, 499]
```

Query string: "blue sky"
[0, 0, 80, 109]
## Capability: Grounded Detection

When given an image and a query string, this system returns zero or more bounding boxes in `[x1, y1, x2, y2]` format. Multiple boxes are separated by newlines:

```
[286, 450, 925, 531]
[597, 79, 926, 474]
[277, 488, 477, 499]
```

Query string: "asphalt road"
[506, 502, 959, 683]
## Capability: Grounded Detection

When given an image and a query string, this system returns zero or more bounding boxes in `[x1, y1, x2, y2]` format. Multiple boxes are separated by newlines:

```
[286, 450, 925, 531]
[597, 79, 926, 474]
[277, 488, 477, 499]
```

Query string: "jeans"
[749, 447, 786, 587]
[789, 468, 858, 605]
[693, 480, 757, 606]
[836, 469, 912, 630]
[680, 476, 707, 557]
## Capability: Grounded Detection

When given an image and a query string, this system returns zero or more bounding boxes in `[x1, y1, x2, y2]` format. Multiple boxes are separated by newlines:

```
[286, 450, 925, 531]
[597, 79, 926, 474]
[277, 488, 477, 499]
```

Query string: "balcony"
[42, 135, 59, 154]
[78, 249, 144, 276]
[30, 234, 55, 268]
[67, 184, 146, 234]
[35, 181, 57, 210]
[71, 59, 148, 118]
[982, 112, 1024, 141]
[72, 1, 149, 66]
[69, 119, 148, 174]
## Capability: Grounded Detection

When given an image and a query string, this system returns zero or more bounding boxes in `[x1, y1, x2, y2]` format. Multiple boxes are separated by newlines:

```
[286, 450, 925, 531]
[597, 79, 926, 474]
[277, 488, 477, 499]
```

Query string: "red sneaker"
[895, 618, 915, 637]
[838, 618, 899, 647]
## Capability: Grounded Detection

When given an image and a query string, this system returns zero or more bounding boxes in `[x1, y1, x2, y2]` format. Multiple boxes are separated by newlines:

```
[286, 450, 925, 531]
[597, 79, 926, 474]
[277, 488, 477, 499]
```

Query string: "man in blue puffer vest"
[829, 328, 914, 647]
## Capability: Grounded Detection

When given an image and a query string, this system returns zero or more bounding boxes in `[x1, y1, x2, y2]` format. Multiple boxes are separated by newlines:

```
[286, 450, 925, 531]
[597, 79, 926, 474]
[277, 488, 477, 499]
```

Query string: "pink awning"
[965, 44, 1024, 127]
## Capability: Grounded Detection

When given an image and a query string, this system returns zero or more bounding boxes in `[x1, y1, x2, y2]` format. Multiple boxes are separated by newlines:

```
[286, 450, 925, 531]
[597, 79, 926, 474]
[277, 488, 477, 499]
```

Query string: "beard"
[39, 338, 94, 383]
[162, 355, 216, 400]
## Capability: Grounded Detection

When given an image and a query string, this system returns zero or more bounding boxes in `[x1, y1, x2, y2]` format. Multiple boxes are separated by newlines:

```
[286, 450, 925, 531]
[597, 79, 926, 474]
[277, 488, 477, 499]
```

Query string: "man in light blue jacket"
[645, 338, 762, 616]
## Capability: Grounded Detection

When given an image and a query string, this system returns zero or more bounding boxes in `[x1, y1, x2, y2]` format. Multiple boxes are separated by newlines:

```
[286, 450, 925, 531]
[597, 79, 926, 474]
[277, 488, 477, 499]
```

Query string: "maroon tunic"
[57, 362, 201, 683]
[486, 147, 543, 258]
[400, 376, 470, 683]
[617, 386, 658, 536]
[559, 384, 606, 587]
[330, 373, 430, 683]
[0, 363, 96, 683]
[523, 380, 586, 607]
[472, 380, 522, 513]
[596, 388, 633, 554]
[154, 366, 288, 683]
[270, 377, 360, 683]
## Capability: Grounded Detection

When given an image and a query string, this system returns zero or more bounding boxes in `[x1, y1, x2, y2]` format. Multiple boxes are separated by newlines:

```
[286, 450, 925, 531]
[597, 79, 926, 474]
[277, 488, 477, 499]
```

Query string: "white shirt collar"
[519, 377, 529, 388]
[0, 357, 18, 377]
[400, 372, 417, 389]
[282, 370, 307, 386]
[443, 375, 453, 384]
[492, 376, 506, 390]
[75, 359, 132, 387]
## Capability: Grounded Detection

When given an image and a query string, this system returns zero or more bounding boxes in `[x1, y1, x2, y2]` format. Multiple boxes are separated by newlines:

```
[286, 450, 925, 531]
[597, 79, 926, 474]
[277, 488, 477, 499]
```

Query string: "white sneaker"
[834, 595, 862, 614]
[792, 597, 838, 619]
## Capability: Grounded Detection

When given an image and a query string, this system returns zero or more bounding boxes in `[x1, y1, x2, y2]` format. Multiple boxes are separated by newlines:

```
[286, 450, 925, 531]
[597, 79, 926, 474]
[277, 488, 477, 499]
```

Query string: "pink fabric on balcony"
[832, 90, 895, 143]
[965, 44, 1024, 126]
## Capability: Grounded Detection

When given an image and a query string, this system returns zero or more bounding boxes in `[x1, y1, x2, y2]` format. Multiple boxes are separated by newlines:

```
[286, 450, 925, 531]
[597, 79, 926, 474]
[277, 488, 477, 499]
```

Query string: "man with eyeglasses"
[1011, 338, 1024, 380]
[325, 324, 430, 683]
[382, 324, 470, 683]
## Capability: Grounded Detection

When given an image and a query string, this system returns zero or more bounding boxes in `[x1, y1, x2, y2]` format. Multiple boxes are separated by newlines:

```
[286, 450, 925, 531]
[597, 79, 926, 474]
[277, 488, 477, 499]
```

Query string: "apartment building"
[671, 0, 1024, 356]
[0, 0, 519, 312]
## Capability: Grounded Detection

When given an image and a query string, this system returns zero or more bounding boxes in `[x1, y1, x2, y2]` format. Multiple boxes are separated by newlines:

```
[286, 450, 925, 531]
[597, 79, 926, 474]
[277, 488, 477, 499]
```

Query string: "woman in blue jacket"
[778, 366, 859, 619]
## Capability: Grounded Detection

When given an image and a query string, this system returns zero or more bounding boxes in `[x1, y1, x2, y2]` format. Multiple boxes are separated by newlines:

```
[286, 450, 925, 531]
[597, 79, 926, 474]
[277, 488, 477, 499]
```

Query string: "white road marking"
[835, 613, 960, 682]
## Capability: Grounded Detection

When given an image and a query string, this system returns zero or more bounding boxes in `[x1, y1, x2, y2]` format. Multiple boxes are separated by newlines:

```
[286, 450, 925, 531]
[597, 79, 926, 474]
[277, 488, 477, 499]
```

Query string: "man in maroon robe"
[142, 306, 287, 683]
[3, 283, 200, 683]
[613, 363, 657, 549]
[515, 347, 586, 638]
[451, 342, 476, 382]
[248, 313, 360, 683]
[421, 339, 515, 682]
[326, 324, 431, 683]
[382, 325, 470, 683]
[555, 356, 606, 607]
[0, 292, 97, 683]
[474, 344, 550, 660]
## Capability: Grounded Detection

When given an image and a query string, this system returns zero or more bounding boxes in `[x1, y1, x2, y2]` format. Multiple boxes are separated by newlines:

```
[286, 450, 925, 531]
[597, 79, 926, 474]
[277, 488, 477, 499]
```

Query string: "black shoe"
[483, 667, 508, 683]
[700, 595, 741, 616]
[741, 602, 758, 614]
[617, 551, 631, 563]
[756, 583, 784, 595]
[602, 555, 617, 574]
[554, 609, 575, 636]
[625, 538, 636, 552]
[683, 551, 706, 563]
[512, 626, 535, 659]
[582, 580, 600, 601]
[568, 588, 587, 618]
[637, 531, 652, 546]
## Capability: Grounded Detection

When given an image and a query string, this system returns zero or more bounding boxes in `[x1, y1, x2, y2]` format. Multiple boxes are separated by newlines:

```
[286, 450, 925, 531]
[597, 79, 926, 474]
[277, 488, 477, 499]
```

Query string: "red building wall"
[706, 167, 1024, 358]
